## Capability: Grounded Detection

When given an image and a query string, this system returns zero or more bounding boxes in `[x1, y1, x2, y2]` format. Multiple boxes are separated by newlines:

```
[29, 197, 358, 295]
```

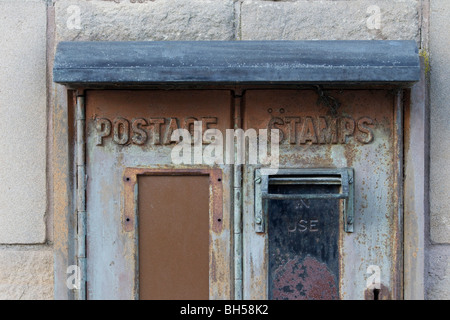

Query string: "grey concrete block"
[426, 246, 450, 300]
[430, 0, 450, 244]
[0, 249, 54, 300]
[55, 0, 235, 41]
[240, 0, 420, 42]
[0, 0, 47, 243]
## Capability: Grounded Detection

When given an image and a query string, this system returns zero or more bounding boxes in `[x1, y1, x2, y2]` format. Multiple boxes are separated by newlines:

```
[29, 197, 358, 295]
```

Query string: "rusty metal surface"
[364, 284, 391, 300]
[51, 84, 423, 301]
[85, 90, 233, 299]
[123, 168, 223, 234]
[138, 175, 210, 300]
[392, 90, 404, 300]
[83, 88, 402, 300]
[52, 86, 76, 300]
[242, 89, 401, 300]
[403, 59, 427, 299]
[268, 185, 340, 300]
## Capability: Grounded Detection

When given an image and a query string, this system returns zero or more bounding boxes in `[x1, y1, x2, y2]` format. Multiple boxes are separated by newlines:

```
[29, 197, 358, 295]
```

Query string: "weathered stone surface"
[0, 249, 54, 300]
[240, 0, 420, 42]
[0, 0, 47, 243]
[430, 0, 450, 244]
[426, 247, 450, 300]
[55, 0, 235, 41]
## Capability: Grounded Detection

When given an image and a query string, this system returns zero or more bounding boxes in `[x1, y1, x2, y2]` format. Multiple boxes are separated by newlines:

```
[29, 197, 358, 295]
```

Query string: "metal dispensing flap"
[255, 168, 355, 233]
[53, 41, 420, 87]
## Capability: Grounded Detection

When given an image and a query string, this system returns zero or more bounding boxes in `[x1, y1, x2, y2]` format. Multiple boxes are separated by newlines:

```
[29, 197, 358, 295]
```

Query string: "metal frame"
[233, 92, 244, 300]
[393, 89, 405, 299]
[122, 167, 225, 300]
[403, 59, 427, 299]
[52, 40, 424, 299]
[254, 168, 354, 234]
[52, 83, 427, 301]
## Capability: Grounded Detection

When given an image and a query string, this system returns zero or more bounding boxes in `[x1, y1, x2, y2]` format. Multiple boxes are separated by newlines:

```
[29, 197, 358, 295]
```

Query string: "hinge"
[75, 94, 87, 300]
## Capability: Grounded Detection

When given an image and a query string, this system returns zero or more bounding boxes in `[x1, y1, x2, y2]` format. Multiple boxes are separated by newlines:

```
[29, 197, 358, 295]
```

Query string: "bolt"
[255, 177, 262, 184]
[255, 217, 262, 224]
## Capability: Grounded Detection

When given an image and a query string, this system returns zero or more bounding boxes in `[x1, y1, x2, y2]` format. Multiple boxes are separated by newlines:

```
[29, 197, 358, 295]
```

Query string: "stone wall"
[0, 0, 448, 299]
[428, 0, 450, 300]
[0, 0, 52, 300]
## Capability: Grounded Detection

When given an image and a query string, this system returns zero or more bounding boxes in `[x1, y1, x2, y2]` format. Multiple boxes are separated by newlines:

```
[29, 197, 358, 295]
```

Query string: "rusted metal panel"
[123, 168, 224, 235]
[82, 87, 403, 300]
[52, 41, 422, 301]
[233, 93, 244, 300]
[403, 59, 427, 300]
[52, 86, 76, 300]
[242, 89, 401, 300]
[75, 94, 87, 300]
[364, 283, 391, 300]
[268, 184, 340, 300]
[392, 90, 404, 300]
[85, 90, 233, 299]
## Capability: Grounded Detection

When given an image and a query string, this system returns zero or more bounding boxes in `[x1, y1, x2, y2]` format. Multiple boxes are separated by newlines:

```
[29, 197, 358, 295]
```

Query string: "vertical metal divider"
[133, 181, 139, 301]
[233, 90, 243, 300]
[394, 89, 405, 300]
[343, 168, 355, 233]
[75, 91, 87, 300]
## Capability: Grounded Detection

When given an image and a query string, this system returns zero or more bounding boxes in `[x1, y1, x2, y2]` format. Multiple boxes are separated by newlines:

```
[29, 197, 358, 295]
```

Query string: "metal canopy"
[53, 40, 420, 87]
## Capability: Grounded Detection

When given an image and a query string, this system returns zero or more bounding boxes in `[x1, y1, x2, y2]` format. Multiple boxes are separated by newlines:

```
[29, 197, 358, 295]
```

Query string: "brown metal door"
[138, 175, 210, 300]
[86, 90, 233, 299]
[243, 89, 402, 300]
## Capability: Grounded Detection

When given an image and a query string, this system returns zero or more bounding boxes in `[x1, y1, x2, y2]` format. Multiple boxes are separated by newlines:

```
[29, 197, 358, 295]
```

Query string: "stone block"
[0, 0, 47, 244]
[426, 247, 450, 300]
[240, 0, 420, 42]
[0, 249, 54, 300]
[55, 0, 235, 41]
[430, 0, 450, 244]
